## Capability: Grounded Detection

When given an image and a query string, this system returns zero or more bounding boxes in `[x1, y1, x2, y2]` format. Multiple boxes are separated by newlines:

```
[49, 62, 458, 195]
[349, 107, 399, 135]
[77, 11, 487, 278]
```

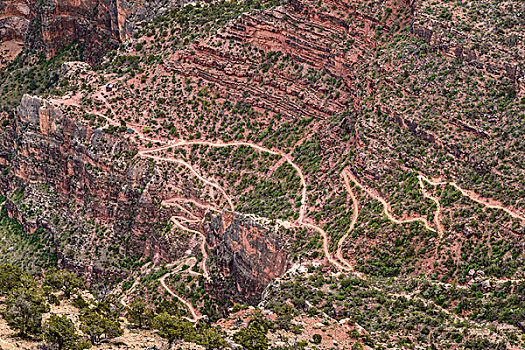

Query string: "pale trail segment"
[159, 257, 204, 322]
[139, 139, 351, 271]
[0, 337, 15, 350]
[120, 262, 153, 307]
[138, 140, 306, 221]
[419, 175, 525, 222]
[168, 217, 210, 280]
[337, 170, 360, 270]
[345, 169, 525, 246]
[139, 152, 235, 212]
[138, 153, 226, 280]
[345, 171, 438, 232]
[417, 175, 445, 240]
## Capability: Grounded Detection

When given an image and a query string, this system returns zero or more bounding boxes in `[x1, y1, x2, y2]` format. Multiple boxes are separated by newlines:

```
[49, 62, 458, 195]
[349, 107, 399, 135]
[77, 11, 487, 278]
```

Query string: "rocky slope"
[206, 211, 289, 304]
[0, 0, 30, 42]
[0, 0, 524, 348]
[0, 94, 290, 306]
[0, 94, 180, 277]
[0, 0, 190, 63]
[0, 0, 28, 66]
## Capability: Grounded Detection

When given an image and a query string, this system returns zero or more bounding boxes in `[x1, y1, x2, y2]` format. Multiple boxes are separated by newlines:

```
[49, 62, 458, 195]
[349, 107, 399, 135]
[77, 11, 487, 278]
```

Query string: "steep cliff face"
[0, 0, 30, 41]
[205, 212, 289, 305]
[0, 95, 185, 277]
[0, 0, 184, 63]
[0, 95, 289, 298]
[0, 0, 119, 62]
[0, 0, 29, 65]
[24, 0, 120, 62]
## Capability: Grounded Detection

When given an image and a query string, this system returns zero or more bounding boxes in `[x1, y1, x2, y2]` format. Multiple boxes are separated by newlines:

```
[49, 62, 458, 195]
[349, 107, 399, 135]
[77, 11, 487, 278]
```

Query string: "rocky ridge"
[0, 0, 192, 63]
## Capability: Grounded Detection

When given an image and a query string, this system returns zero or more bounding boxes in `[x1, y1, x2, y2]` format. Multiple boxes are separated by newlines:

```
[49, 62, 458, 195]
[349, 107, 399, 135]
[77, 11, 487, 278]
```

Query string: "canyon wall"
[0, 0, 184, 62]
[0, 95, 182, 278]
[205, 211, 290, 305]
[0, 0, 30, 42]
[0, 95, 288, 300]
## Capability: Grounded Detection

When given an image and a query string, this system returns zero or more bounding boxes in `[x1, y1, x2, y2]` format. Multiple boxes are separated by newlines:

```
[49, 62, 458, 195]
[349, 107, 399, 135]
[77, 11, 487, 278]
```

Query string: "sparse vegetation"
[0, 0, 523, 348]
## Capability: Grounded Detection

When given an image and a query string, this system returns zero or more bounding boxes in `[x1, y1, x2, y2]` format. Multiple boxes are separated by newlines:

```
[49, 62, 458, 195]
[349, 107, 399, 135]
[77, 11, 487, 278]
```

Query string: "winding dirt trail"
[139, 140, 308, 221]
[419, 175, 525, 222]
[140, 139, 349, 271]
[0, 337, 15, 350]
[169, 217, 210, 280]
[50, 87, 355, 317]
[50, 93, 525, 313]
[337, 170, 360, 270]
[345, 171, 437, 232]
[417, 175, 445, 240]
[50, 95, 346, 271]
[159, 257, 203, 322]
[139, 152, 235, 212]
[344, 169, 524, 252]
[387, 291, 477, 325]
[119, 262, 153, 307]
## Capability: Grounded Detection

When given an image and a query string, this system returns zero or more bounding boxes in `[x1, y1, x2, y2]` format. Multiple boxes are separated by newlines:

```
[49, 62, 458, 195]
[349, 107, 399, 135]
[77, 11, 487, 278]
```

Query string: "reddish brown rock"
[1, 0, 181, 62]
[0, 95, 186, 278]
[0, 0, 30, 42]
[205, 211, 290, 305]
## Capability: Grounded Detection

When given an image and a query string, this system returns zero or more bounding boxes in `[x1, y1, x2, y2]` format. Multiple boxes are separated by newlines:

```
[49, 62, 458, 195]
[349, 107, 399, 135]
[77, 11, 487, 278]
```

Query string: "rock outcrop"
[0, 0, 30, 42]
[0, 0, 186, 62]
[0, 95, 185, 278]
[206, 211, 289, 304]
[0, 95, 290, 298]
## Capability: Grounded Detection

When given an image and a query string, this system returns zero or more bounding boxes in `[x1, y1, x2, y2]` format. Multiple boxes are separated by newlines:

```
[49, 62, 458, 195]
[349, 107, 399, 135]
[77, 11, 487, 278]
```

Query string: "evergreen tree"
[44, 268, 86, 299]
[79, 309, 123, 344]
[127, 298, 155, 328]
[153, 313, 194, 349]
[233, 312, 271, 350]
[0, 264, 33, 295]
[43, 314, 90, 350]
[2, 287, 50, 337]
[197, 326, 228, 350]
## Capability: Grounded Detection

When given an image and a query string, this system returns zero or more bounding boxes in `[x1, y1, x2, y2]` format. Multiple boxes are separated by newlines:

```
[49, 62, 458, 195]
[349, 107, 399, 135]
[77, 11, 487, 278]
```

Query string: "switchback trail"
[417, 175, 445, 242]
[337, 170, 360, 270]
[0, 337, 15, 350]
[344, 169, 525, 257]
[50, 93, 525, 280]
[419, 175, 525, 222]
[139, 152, 235, 212]
[120, 262, 153, 307]
[140, 139, 351, 271]
[159, 257, 203, 322]
[169, 216, 210, 280]
[139, 140, 306, 221]
[346, 171, 437, 233]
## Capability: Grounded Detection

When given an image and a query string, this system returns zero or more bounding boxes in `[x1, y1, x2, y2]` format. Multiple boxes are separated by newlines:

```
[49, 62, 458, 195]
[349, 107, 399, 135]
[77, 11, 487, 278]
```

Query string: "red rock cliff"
[205, 211, 290, 305]
[1, 0, 179, 62]
[0, 95, 186, 278]
[0, 0, 31, 42]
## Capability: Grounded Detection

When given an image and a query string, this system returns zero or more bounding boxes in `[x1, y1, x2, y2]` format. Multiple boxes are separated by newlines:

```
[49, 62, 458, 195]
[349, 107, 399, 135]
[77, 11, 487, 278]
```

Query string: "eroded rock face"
[0, 96, 288, 296]
[0, 0, 184, 62]
[0, 0, 120, 62]
[0, 0, 30, 42]
[0, 95, 184, 278]
[206, 211, 289, 304]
